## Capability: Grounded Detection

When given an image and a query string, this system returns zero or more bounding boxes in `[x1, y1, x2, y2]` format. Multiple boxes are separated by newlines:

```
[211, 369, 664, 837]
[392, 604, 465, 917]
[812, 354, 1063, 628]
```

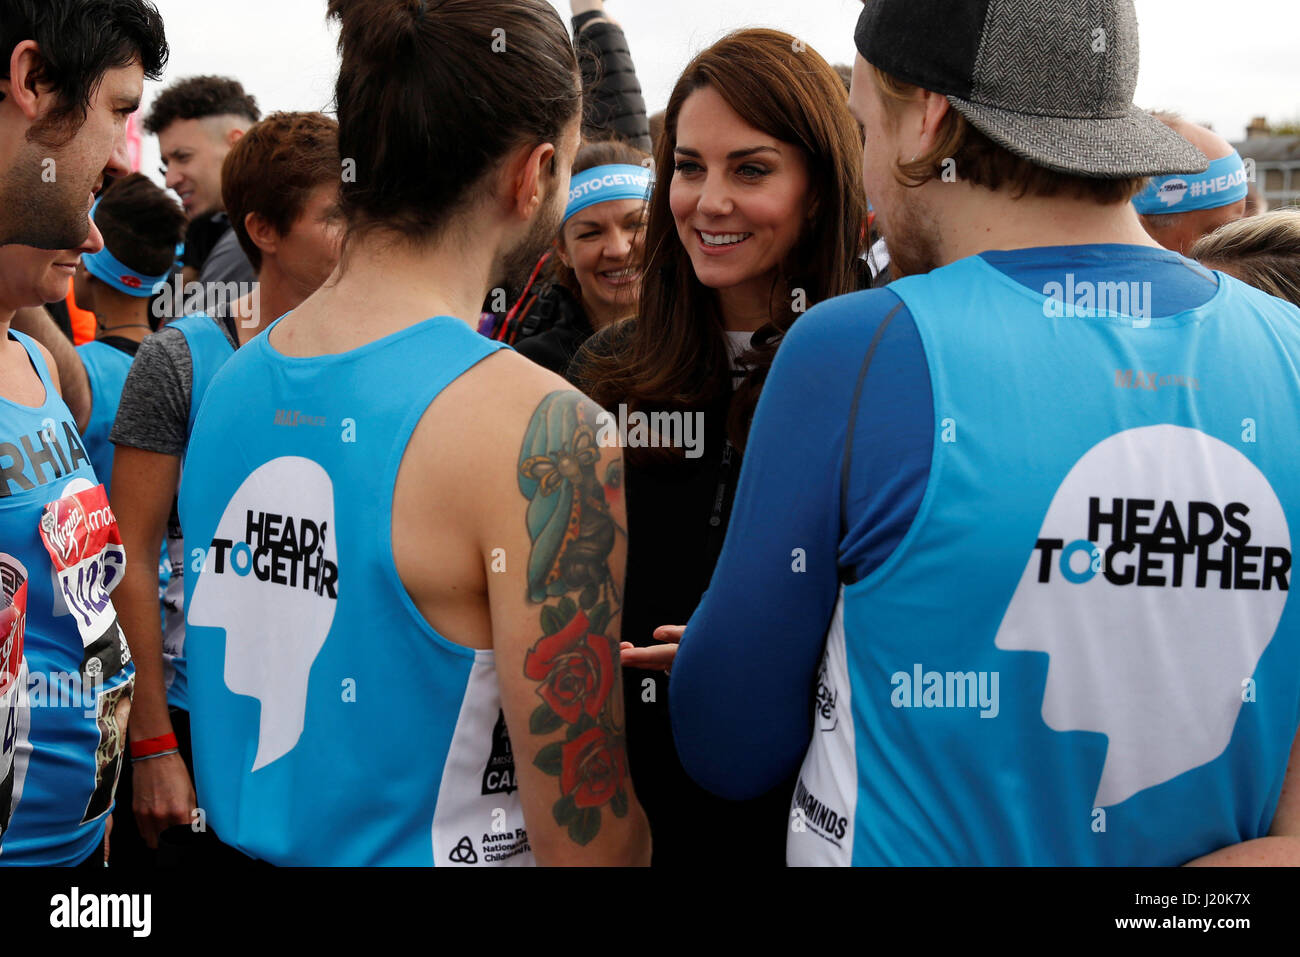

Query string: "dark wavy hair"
[143, 75, 260, 134]
[0, 0, 168, 144]
[327, 0, 580, 247]
[575, 29, 867, 455]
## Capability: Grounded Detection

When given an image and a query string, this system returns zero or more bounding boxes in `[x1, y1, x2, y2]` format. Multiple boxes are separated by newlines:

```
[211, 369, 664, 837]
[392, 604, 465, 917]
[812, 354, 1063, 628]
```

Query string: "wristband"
[131, 748, 180, 764]
[130, 732, 179, 759]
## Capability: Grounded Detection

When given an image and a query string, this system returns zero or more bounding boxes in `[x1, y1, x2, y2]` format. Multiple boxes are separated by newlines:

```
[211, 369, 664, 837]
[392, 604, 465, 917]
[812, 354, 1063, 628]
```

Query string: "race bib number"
[37, 484, 134, 823]
[39, 484, 130, 674]
[0, 554, 28, 840]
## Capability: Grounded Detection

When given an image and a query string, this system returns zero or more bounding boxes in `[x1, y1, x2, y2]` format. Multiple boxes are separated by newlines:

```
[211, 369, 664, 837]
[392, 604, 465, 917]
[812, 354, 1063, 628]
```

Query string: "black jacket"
[573, 12, 652, 153]
[513, 284, 594, 382]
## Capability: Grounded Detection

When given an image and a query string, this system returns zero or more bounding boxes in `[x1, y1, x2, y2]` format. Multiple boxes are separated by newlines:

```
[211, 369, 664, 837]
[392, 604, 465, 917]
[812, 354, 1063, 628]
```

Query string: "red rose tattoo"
[523, 610, 614, 725]
[561, 727, 628, 809]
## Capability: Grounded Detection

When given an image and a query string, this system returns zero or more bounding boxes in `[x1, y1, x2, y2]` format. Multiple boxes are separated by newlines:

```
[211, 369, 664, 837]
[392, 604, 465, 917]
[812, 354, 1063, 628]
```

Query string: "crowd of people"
[0, 0, 1298, 870]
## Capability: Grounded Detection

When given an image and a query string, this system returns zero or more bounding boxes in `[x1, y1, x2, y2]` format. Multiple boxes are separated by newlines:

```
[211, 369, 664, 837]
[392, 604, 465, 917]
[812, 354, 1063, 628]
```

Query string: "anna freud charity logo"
[996, 425, 1290, 807]
[188, 458, 339, 771]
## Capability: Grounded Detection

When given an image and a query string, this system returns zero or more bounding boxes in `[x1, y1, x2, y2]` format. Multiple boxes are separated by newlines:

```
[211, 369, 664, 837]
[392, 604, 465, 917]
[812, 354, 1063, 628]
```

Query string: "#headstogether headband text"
[564, 164, 653, 224]
[1132, 151, 1250, 215]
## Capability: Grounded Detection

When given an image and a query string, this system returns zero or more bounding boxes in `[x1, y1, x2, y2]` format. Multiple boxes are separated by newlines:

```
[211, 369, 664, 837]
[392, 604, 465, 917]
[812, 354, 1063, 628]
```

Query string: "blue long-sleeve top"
[668, 244, 1221, 799]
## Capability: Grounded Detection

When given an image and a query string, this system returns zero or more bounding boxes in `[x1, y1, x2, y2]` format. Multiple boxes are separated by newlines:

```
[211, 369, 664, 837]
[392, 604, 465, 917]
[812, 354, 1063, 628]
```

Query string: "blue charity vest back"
[178, 315, 534, 866]
[159, 313, 234, 712]
[0, 332, 134, 865]
[76, 340, 134, 500]
[789, 255, 1300, 866]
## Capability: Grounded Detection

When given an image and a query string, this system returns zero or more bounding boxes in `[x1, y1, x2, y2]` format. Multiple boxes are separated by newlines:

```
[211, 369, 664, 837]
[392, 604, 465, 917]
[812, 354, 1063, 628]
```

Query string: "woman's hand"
[620, 624, 684, 673]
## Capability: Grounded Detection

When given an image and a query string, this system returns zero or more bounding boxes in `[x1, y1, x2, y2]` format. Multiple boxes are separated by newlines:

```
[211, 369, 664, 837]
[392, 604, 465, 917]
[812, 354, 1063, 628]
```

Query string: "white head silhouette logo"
[995, 425, 1290, 807]
[189, 457, 339, 771]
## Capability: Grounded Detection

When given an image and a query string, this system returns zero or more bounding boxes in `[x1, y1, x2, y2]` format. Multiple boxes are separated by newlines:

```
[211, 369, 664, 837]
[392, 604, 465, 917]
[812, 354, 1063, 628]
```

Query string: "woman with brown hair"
[510, 139, 652, 377]
[572, 28, 867, 866]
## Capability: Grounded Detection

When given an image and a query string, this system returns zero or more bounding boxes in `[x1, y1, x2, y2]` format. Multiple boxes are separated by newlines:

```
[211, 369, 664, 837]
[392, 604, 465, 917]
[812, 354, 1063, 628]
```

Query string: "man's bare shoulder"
[403, 348, 604, 497]
[425, 348, 598, 442]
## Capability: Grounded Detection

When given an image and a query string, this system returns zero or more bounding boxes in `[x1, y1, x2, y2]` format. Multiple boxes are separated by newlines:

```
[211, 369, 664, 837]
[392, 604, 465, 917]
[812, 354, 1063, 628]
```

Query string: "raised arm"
[570, 0, 652, 152]
[486, 385, 649, 865]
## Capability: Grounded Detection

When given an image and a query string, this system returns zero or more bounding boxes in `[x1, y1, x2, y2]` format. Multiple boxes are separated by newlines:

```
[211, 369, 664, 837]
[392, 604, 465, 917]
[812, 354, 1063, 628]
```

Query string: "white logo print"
[995, 425, 1290, 807]
[1156, 178, 1189, 208]
[188, 458, 340, 771]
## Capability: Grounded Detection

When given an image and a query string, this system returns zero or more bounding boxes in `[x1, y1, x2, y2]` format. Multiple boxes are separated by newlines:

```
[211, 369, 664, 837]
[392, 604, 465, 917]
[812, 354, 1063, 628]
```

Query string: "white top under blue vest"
[672, 248, 1300, 865]
[179, 315, 534, 866]
[0, 332, 134, 865]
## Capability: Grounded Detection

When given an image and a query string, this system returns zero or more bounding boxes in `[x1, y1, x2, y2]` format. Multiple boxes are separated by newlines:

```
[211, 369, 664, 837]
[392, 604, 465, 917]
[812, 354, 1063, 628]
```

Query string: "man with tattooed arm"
[174, 0, 649, 866]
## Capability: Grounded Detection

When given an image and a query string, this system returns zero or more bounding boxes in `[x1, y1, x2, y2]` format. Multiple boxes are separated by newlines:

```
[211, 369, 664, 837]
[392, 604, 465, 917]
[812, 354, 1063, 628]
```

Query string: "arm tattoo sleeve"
[517, 391, 629, 846]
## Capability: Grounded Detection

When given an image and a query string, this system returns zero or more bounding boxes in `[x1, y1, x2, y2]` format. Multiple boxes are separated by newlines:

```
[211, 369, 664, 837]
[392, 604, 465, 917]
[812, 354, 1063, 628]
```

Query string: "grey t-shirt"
[110, 313, 239, 456]
[199, 226, 256, 288]
[110, 312, 240, 701]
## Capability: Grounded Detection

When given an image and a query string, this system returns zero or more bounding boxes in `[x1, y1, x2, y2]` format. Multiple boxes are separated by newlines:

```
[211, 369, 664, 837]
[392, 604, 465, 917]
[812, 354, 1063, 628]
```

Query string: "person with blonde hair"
[1193, 209, 1300, 307]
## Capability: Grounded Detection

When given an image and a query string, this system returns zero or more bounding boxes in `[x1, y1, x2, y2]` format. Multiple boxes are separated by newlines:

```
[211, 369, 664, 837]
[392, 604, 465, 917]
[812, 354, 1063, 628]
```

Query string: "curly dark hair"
[0, 0, 168, 137]
[143, 75, 260, 134]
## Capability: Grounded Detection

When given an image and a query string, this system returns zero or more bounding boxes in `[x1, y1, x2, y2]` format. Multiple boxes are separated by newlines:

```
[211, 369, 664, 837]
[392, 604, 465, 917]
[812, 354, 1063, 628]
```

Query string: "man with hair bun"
[178, 0, 649, 866]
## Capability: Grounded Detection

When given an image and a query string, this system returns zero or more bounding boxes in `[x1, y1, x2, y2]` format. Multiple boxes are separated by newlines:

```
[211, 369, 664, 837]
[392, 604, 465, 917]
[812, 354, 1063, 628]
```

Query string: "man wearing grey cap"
[660, 0, 1300, 865]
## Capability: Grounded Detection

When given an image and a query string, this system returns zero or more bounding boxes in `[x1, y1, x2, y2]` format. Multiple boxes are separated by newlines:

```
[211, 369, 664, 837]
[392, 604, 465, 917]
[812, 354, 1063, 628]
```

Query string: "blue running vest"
[789, 256, 1300, 866]
[76, 341, 133, 500]
[0, 332, 134, 865]
[160, 313, 234, 712]
[179, 315, 529, 866]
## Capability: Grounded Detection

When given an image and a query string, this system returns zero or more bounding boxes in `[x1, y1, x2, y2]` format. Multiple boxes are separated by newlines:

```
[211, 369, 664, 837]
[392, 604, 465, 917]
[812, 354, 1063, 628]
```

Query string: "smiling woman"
[514, 138, 651, 377]
[569, 27, 866, 867]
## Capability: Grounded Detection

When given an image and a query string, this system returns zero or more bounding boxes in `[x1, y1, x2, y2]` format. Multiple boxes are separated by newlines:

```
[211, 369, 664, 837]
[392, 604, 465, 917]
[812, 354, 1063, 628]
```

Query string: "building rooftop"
[1233, 135, 1300, 163]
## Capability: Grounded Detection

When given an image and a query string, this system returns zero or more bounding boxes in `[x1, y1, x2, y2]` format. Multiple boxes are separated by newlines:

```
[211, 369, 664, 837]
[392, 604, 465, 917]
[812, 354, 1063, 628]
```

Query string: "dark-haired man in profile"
[179, 0, 649, 867]
[144, 75, 259, 290]
[0, 0, 168, 250]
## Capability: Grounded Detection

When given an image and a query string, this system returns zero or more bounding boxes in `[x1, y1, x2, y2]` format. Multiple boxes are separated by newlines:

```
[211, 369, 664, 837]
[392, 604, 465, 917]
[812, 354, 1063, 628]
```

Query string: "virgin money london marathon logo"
[995, 426, 1290, 807]
[188, 458, 339, 771]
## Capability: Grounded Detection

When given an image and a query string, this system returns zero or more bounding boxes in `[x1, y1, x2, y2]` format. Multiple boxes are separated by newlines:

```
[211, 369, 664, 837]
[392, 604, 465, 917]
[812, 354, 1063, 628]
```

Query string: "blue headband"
[564, 164, 653, 223]
[81, 198, 174, 297]
[1132, 151, 1249, 215]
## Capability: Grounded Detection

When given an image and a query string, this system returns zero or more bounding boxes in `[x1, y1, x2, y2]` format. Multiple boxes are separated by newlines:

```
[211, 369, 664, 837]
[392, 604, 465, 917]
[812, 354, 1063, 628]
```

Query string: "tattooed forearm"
[517, 391, 629, 845]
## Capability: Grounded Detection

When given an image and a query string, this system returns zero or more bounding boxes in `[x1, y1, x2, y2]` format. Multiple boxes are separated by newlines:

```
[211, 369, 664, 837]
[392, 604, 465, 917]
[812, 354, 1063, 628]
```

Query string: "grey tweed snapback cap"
[855, 0, 1209, 179]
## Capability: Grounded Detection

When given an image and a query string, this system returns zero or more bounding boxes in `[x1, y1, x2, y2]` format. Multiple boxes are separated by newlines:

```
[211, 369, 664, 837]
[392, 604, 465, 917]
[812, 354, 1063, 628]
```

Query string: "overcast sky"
[138, 0, 1299, 187]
